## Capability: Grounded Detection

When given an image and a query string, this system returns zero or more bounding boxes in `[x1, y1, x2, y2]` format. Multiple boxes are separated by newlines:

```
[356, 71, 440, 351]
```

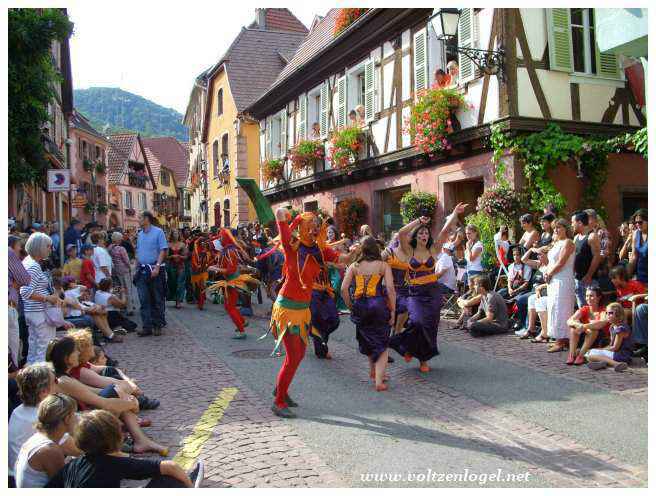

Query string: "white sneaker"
[189, 460, 204, 488]
[514, 328, 529, 337]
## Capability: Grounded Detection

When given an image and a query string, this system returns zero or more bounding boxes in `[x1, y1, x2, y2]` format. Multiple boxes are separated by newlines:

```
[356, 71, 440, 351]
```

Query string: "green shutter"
[413, 28, 428, 94]
[337, 76, 347, 128]
[320, 81, 329, 138]
[364, 59, 375, 123]
[458, 8, 475, 83]
[546, 8, 573, 72]
[595, 42, 620, 79]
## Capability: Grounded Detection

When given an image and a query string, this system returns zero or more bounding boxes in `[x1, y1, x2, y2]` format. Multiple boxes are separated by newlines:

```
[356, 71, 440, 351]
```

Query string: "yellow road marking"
[173, 387, 238, 469]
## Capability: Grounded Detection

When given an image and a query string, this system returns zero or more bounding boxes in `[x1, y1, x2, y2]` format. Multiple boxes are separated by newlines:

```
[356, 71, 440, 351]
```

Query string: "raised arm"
[435, 202, 468, 247]
[383, 263, 396, 320]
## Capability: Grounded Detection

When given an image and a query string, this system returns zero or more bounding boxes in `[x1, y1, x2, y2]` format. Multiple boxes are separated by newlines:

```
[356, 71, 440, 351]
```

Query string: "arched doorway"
[213, 202, 221, 227]
[223, 199, 230, 227]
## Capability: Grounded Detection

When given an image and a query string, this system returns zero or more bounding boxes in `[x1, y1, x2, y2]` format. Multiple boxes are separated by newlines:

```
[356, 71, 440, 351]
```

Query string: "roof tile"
[142, 137, 189, 187]
[106, 133, 138, 184]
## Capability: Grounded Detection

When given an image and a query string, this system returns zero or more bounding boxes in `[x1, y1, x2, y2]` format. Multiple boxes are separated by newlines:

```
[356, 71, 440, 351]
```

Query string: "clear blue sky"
[68, 3, 324, 114]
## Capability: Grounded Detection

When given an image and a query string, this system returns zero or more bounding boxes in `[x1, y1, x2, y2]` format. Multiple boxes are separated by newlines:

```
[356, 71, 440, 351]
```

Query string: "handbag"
[45, 304, 68, 328]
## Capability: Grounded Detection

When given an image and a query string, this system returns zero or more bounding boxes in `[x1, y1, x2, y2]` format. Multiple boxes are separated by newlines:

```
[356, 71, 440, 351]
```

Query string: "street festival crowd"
[6, 201, 648, 487]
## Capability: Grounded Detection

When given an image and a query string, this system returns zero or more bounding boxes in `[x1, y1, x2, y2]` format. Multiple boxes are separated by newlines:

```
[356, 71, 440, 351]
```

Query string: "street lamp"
[429, 8, 506, 81]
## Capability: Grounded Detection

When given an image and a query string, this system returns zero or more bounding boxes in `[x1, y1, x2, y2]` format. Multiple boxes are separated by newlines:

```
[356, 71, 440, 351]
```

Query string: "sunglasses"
[606, 311, 618, 315]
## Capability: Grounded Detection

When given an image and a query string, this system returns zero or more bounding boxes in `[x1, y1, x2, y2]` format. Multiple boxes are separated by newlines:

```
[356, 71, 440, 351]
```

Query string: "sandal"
[530, 335, 549, 343]
[547, 343, 568, 353]
[138, 417, 152, 428]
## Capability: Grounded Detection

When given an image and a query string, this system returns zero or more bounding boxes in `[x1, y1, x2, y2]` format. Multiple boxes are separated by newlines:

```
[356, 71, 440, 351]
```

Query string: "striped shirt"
[19, 256, 51, 313]
[8, 250, 30, 307]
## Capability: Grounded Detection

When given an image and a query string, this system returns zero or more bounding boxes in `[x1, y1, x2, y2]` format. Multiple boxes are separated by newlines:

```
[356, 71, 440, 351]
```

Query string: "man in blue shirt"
[135, 211, 169, 337]
[63, 219, 83, 257]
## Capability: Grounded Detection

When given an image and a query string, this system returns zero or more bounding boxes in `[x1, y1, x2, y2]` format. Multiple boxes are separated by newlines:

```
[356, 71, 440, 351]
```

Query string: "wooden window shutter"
[546, 8, 573, 72]
[364, 59, 375, 123]
[458, 9, 475, 83]
[320, 80, 329, 137]
[265, 116, 272, 159]
[297, 94, 307, 141]
[413, 28, 428, 94]
[337, 75, 347, 129]
[280, 109, 288, 156]
[595, 41, 620, 79]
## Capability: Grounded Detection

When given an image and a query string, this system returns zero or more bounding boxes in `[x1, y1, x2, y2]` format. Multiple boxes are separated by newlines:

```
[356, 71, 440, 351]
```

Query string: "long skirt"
[329, 267, 348, 311]
[166, 264, 186, 302]
[396, 287, 409, 317]
[389, 282, 441, 362]
[351, 296, 390, 362]
[310, 289, 340, 358]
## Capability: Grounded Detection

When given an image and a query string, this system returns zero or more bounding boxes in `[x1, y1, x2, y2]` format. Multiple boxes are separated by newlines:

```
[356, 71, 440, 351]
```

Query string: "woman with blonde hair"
[15, 393, 77, 487]
[587, 302, 634, 372]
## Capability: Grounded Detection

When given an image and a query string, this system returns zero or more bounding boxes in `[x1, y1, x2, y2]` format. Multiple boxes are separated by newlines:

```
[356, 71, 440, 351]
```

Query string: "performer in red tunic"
[207, 229, 259, 339]
[270, 209, 360, 418]
[190, 236, 211, 310]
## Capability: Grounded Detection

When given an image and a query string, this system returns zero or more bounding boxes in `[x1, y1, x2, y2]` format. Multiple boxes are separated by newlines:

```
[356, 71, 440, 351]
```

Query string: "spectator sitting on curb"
[587, 303, 633, 372]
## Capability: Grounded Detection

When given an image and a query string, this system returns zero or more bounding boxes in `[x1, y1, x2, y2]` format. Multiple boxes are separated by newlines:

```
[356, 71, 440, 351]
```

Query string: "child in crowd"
[79, 244, 96, 290]
[94, 278, 138, 332]
[89, 346, 107, 367]
[610, 265, 647, 310]
[62, 244, 82, 282]
[499, 247, 532, 300]
[46, 410, 202, 488]
[587, 302, 633, 372]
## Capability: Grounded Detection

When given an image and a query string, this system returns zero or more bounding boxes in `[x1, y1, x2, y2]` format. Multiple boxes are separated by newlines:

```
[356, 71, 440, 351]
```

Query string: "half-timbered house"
[246, 8, 646, 235]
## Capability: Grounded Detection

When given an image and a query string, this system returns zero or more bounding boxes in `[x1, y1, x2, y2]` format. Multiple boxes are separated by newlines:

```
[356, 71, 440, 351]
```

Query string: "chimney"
[254, 8, 266, 29]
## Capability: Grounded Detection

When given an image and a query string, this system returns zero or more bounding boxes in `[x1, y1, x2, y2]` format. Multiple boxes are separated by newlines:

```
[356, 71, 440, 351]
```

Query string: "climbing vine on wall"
[490, 123, 648, 219]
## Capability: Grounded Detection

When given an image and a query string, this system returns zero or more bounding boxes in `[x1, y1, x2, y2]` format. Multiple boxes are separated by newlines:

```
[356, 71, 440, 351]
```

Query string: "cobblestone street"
[105, 300, 648, 488]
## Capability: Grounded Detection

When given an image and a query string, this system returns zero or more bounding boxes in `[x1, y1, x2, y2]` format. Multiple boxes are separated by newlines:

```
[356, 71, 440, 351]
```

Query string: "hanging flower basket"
[333, 8, 369, 37]
[289, 140, 325, 174]
[335, 197, 368, 238]
[399, 191, 437, 224]
[262, 159, 285, 183]
[404, 86, 468, 155]
[95, 161, 106, 174]
[476, 185, 522, 223]
[328, 126, 364, 170]
[84, 203, 95, 214]
[96, 203, 108, 215]
[83, 159, 94, 172]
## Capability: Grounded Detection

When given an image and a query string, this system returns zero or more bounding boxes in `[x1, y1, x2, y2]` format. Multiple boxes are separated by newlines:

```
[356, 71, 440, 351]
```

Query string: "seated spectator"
[450, 290, 482, 329]
[46, 409, 202, 488]
[466, 275, 510, 337]
[519, 213, 540, 255]
[610, 265, 647, 310]
[494, 225, 511, 266]
[46, 337, 167, 455]
[94, 278, 138, 333]
[632, 302, 648, 362]
[513, 247, 548, 337]
[499, 247, 532, 301]
[61, 278, 123, 343]
[519, 282, 549, 341]
[566, 286, 609, 365]
[629, 208, 647, 285]
[587, 303, 633, 372]
[435, 243, 457, 294]
[89, 346, 107, 367]
[616, 220, 633, 265]
[62, 244, 82, 282]
[15, 393, 77, 488]
[67, 328, 159, 411]
[79, 244, 96, 290]
[9, 364, 80, 486]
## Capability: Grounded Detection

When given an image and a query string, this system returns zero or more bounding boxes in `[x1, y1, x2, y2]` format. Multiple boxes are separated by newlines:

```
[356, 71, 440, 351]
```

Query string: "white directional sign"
[47, 169, 71, 192]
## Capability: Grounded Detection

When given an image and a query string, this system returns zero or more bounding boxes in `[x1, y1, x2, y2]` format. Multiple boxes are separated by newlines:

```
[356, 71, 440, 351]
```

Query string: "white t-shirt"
[92, 246, 113, 284]
[508, 262, 532, 287]
[466, 241, 484, 272]
[436, 253, 457, 291]
[64, 288, 82, 317]
[94, 290, 117, 311]
[8, 405, 38, 476]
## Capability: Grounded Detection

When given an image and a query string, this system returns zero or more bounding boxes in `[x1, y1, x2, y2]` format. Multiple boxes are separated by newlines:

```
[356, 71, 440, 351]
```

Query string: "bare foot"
[133, 440, 168, 456]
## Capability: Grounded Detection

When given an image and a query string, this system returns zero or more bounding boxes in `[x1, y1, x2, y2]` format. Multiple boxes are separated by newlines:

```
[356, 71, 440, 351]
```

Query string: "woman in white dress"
[544, 219, 576, 353]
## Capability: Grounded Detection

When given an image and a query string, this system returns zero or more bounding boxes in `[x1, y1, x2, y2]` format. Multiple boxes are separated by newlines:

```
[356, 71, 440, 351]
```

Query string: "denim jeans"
[574, 278, 597, 309]
[633, 303, 648, 345]
[135, 268, 166, 331]
[66, 315, 95, 329]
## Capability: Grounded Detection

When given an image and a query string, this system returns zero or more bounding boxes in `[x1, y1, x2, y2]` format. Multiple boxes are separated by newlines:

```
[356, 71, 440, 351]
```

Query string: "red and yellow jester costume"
[270, 212, 325, 417]
[206, 229, 259, 338]
[190, 237, 211, 310]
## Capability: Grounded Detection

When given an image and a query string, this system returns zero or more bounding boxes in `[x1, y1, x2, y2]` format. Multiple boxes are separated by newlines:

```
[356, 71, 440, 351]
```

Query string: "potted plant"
[95, 161, 106, 174]
[399, 191, 437, 224]
[83, 159, 94, 172]
[289, 139, 325, 174]
[333, 8, 369, 37]
[262, 159, 285, 183]
[327, 126, 364, 170]
[335, 197, 368, 238]
[405, 86, 467, 155]
[84, 203, 95, 215]
[476, 185, 522, 224]
[96, 203, 108, 215]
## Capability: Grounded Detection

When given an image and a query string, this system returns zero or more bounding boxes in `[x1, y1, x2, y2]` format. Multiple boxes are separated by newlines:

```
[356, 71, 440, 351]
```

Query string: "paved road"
[157, 298, 647, 488]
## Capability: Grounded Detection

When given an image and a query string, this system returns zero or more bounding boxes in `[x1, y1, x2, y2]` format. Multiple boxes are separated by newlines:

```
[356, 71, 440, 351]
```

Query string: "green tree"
[8, 8, 73, 186]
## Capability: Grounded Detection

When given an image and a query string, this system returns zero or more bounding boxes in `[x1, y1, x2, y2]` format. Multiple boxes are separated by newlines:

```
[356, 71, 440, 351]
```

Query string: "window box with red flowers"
[262, 158, 285, 184]
[289, 139, 325, 175]
[327, 126, 365, 171]
[333, 8, 370, 37]
[404, 86, 468, 156]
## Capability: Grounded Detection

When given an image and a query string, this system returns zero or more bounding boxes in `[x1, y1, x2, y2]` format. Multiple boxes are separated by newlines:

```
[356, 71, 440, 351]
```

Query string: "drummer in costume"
[190, 236, 212, 310]
[389, 203, 467, 372]
[269, 208, 360, 418]
[207, 228, 259, 339]
[382, 234, 410, 334]
[341, 236, 396, 391]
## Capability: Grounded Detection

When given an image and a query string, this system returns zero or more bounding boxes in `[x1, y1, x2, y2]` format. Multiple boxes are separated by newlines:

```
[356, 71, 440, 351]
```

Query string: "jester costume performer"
[206, 229, 259, 339]
[190, 237, 211, 310]
[389, 254, 441, 364]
